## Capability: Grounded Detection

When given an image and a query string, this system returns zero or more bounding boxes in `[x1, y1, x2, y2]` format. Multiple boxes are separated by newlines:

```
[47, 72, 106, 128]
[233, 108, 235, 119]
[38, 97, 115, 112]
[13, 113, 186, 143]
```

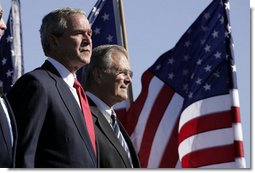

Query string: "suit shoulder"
[24, 67, 51, 78]
[16, 67, 57, 84]
[8, 68, 56, 98]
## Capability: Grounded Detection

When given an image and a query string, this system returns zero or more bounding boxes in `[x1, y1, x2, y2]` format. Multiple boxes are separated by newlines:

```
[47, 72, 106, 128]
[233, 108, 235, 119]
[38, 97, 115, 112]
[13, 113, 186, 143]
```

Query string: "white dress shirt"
[47, 57, 81, 108]
[86, 91, 114, 127]
[0, 97, 13, 146]
[86, 91, 133, 167]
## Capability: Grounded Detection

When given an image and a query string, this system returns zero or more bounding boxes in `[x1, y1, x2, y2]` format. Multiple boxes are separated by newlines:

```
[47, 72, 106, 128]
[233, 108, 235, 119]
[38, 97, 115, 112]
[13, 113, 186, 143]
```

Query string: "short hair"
[82, 44, 128, 88]
[40, 8, 86, 56]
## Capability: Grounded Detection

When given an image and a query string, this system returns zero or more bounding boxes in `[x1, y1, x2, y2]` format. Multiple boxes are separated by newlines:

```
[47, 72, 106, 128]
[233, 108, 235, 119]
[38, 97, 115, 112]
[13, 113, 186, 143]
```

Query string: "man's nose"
[82, 34, 92, 45]
[0, 18, 7, 30]
[125, 74, 132, 85]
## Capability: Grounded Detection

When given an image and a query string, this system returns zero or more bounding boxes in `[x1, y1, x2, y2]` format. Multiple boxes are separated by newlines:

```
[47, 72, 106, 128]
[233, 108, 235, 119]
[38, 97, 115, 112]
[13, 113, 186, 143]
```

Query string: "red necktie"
[73, 79, 96, 154]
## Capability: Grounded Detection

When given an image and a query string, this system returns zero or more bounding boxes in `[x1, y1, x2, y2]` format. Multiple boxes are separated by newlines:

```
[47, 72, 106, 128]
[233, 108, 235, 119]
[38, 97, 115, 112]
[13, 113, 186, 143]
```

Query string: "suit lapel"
[41, 61, 96, 161]
[3, 96, 17, 167]
[0, 98, 12, 158]
[89, 101, 131, 167]
[117, 119, 141, 167]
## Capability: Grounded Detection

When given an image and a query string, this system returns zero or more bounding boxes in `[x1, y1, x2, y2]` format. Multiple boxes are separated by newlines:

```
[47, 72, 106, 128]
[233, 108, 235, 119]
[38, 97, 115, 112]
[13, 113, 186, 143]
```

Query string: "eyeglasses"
[115, 69, 133, 78]
[101, 67, 133, 78]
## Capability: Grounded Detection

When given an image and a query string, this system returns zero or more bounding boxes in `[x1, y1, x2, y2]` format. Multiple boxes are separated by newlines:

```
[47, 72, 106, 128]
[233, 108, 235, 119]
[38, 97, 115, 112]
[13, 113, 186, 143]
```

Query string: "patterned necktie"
[73, 79, 96, 154]
[111, 110, 133, 167]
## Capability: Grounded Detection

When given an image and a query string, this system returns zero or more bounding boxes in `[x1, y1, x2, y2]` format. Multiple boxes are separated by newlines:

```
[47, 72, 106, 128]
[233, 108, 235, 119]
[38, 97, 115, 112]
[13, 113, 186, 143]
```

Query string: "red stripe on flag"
[159, 117, 180, 168]
[178, 110, 233, 144]
[232, 106, 241, 123]
[125, 71, 154, 135]
[138, 84, 174, 167]
[234, 141, 244, 157]
[181, 144, 236, 168]
[115, 108, 127, 124]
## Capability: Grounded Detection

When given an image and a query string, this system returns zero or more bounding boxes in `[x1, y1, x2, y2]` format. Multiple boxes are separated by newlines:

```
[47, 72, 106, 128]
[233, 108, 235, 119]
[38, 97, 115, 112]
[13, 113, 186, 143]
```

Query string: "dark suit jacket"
[0, 96, 17, 168]
[88, 98, 140, 168]
[7, 60, 97, 168]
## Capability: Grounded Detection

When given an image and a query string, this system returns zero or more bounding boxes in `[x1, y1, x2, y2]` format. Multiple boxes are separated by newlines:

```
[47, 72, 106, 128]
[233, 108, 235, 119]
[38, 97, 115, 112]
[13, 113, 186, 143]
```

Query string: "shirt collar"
[47, 57, 75, 87]
[86, 91, 113, 123]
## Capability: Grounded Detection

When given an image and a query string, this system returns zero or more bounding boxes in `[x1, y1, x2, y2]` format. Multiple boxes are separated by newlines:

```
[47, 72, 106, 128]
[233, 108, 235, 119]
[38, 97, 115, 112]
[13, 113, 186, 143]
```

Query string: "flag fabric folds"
[87, 0, 123, 48]
[123, 0, 245, 168]
[79, 0, 131, 118]
[0, 0, 23, 95]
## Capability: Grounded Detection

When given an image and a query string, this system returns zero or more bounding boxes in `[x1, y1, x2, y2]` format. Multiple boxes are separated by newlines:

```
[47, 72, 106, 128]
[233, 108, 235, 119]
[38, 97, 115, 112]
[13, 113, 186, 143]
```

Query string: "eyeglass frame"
[99, 66, 133, 78]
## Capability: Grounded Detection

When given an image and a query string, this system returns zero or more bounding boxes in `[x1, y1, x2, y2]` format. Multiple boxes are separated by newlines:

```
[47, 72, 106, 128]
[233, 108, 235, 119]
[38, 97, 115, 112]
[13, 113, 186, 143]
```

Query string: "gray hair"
[82, 44, 128, 88]
[40, 8, 86, 56]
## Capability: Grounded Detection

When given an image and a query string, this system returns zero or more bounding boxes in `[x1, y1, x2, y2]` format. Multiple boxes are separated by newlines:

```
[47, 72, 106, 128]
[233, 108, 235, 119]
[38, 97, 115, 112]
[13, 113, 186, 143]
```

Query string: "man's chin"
[119, 95, 128, 101]
[81, 57, 91, 65]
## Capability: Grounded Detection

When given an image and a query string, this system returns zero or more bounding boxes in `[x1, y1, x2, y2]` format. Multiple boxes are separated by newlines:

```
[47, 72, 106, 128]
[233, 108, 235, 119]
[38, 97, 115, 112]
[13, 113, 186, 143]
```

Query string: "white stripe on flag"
[200, 157, 246, 168]
[175, 160, 182, 168]
[233, 122, 243, 141]
[179, 94, 232, 132]
[235, 157, 246, 168]
[131, 76, 164, 151]
[231, 89, 240, 107]
[147, 93, 184, 168]
[200, 161, 237, 168]
[178, 128, 234, 160]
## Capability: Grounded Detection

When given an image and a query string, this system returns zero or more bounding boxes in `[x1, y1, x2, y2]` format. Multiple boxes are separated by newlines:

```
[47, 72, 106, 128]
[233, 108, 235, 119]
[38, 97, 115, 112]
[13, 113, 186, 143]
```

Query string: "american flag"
[79, 0, 132, 117]
[123, 0, 246, 168]
[88, 0, 123, 47]
[0, 0, 23, 95]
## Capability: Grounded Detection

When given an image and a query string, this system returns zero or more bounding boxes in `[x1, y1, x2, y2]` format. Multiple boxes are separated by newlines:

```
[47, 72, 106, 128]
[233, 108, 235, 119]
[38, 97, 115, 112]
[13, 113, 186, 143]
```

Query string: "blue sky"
[2, 0, 250, 167]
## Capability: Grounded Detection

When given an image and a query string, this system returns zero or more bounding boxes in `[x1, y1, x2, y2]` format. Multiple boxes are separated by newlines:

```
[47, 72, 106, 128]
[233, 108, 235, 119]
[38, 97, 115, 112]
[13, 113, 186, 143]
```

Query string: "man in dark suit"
[83, 44, 140, 168]
[0, 96, 17, 168]
[0, 2, 17, 168]
[7, 8, 97, 168]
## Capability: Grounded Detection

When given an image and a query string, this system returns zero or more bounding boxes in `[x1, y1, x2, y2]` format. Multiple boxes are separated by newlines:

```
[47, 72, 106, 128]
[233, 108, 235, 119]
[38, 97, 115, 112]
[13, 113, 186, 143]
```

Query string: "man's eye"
[87, 31, 92, 37]
[119, 69, 133, 78]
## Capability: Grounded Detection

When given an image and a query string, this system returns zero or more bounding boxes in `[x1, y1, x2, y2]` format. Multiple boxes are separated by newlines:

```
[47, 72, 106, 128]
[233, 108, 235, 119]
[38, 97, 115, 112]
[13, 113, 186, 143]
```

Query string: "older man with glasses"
[82, 44, 140, 168]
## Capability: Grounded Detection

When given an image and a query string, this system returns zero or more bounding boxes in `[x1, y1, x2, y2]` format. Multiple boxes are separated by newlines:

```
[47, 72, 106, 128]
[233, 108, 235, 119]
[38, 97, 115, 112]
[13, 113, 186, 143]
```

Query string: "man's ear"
[48, 34, 59, 50]
[92, 68, 103, 84]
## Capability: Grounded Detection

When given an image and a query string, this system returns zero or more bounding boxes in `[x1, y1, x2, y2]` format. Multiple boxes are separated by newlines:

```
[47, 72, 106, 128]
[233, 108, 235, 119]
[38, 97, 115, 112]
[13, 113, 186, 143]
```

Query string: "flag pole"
[118, 0, 134, 103]
[118, 0, 128, 51]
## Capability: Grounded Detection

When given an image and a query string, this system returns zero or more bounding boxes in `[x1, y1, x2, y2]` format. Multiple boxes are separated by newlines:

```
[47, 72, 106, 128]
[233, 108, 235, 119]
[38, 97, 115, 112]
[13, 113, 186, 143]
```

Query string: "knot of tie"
[111, 110, 117, 127]
[73, 79, 82, 89]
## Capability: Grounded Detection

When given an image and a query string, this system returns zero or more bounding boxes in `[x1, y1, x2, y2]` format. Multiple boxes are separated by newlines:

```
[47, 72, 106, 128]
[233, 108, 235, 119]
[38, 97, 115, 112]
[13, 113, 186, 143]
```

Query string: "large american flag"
[0, 0, 23, 95]
[123, 0, 246, 168]
[79, 0, 132, 117]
